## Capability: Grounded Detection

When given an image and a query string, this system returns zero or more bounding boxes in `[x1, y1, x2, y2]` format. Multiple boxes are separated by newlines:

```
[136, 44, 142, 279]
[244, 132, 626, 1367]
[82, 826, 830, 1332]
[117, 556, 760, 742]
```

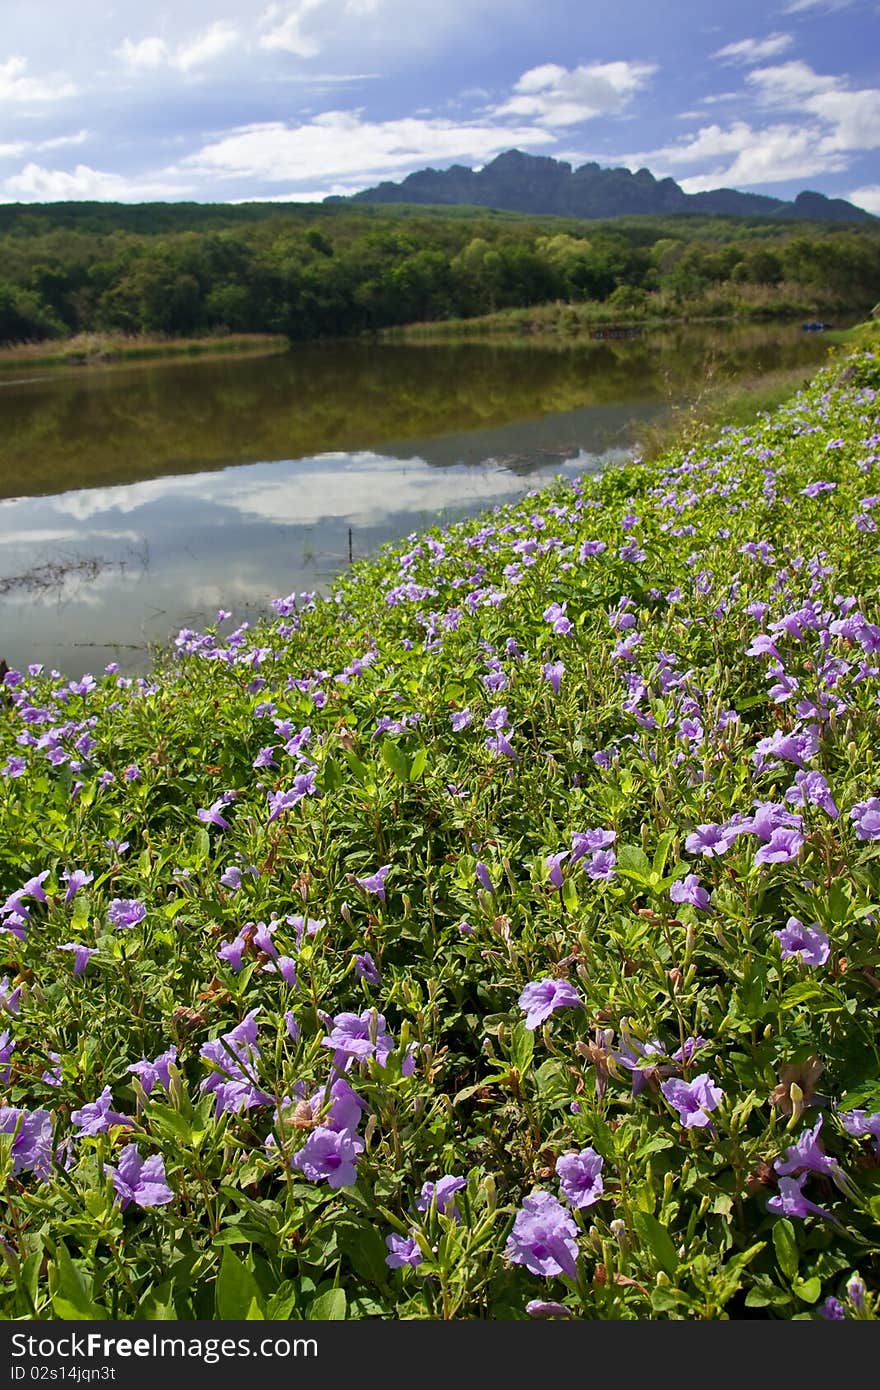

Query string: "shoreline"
[0, 332, 289, 376]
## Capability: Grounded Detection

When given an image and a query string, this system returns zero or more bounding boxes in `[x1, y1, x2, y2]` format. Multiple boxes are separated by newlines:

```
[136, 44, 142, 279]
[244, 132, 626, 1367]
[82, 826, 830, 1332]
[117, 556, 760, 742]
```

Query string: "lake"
[0, 322, 837, 676]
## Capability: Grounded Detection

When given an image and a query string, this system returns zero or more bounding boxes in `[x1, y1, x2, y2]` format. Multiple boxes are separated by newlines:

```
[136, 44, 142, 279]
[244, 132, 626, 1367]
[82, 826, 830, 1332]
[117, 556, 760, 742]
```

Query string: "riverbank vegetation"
[2, 344, 880, 1319]
[0, 332, 287, 372]
[0, 200, 877, 347]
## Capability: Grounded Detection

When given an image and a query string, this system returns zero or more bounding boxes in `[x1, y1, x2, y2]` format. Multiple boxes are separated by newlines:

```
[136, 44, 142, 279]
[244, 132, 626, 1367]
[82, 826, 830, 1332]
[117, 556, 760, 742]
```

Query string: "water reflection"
[0, 325, 835, 676]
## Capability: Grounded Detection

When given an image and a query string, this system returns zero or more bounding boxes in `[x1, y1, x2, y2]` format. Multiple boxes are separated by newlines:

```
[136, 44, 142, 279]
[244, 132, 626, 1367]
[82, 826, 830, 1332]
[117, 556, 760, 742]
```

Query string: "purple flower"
[292, 1126, 364, 1188]
[545, 851, 569, 889]
[199, 1009, 273, 1116]
[218, 931, 248, 972]
[355, 864, 391, 903]
[475, 862, 495, 895]
[484, 706, 509, 731]
[661, 1074, 723, 1128]
[774, 1117, 838, 1178]
[526, 1300, 572, 1318]
[122, 765, 140, 783]
[542, 661, 565, 694]
[839, 1109, 880, 1153]
[263, 955, 298, 986]
[197, 798, 230, 830]
[107, 898, 146, 930]
[322, 1009, 395, 1067]
[850, 798, 880, 841]
[585, 850, 616, 881]
[450, 709, 472, 732]
[556, 1148, 604, 1209]
[518, 978, 582, 1030]
[0, 976, 21, 1016]
[57, 943, 99, 976]
[127, 1046, 177, 1096]
[767, 1173, 833, 1222]
[506, 1191, 579, 1279]
[61, 869, 93, 903]
[543, 603, 573, 637]
[219, 866, 243, 891]
[41, 1053, 62, 1088]
[416, 1174, 467, 1219]
[775, 918, 830, 966]
[684, 823, 736, 858]
[785, 771, 839, 820]
[284, 1010, 300, 1042]
[385, 1233, 423, 1269]
[0, 1107, 53, 1178]
[820, 1297, 847, 1320]
[296, 1078, 366, 1135]
[754, 826, 804, 866]
[670, 875, 710, 910]
[266, 773, 317, 823]
[354, 951, 381, 985]
[570, 829, 615, 862]
[71, 1086, 132, 1136]
[105, 1144, 174, 1210]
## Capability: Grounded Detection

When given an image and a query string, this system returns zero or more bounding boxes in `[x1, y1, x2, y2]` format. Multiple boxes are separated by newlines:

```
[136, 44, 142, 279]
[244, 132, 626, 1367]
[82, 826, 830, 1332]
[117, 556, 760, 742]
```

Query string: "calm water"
[0, 324, 834, 676]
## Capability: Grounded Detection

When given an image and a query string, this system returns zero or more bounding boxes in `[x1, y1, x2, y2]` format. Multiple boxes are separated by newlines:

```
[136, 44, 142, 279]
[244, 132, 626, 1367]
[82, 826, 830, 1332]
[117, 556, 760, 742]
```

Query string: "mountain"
[327, 149, 875, 223]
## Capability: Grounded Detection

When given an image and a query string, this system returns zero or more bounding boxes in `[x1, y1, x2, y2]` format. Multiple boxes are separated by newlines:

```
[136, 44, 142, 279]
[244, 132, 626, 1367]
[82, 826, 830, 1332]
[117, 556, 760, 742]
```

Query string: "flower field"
[2, 345, 880, 1321]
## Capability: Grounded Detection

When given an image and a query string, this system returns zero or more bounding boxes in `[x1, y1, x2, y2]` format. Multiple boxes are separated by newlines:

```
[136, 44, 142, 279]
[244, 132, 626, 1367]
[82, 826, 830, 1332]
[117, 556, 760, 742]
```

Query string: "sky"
[0, 0, 878, 210]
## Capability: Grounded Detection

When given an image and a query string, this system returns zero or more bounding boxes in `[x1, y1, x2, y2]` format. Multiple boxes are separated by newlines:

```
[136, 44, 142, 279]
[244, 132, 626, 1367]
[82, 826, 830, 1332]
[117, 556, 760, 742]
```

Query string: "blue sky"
[0, 0, 878, 209]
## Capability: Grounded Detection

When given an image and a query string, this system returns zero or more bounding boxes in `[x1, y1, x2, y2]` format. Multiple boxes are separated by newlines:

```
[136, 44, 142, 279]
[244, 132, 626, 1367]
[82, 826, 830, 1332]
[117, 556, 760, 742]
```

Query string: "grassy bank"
[0, 332, 289, 373]
[382, 289, 870, 348]
[2, 345, 880, 1320]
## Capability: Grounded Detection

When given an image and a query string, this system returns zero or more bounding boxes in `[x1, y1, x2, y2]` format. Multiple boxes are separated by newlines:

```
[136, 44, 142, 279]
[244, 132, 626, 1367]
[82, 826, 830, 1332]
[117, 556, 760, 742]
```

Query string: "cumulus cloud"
[0, 55, 76, 103]
[848, 185, 880, 214]
[258, 0, 326, 58]
[713, 34, 793, 65]
[183, 111, 555, 187]
[116, 22, 239, 75]
[493, 61, 657, 127]
[0, 162, 191, 202]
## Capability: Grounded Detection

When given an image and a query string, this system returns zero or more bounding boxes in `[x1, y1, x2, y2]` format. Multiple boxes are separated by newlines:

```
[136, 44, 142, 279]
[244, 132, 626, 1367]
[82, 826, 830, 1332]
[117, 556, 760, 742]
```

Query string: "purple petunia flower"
[661, 1074, 723, 1128]
[57, 943, 99, 976]
[556, 1148, 604, 1209]
[0, 1107, 53, 1178]
[385, 1233, 423, 1269]
[820, 1297, 847, 1320]
[670, 874, 710, 910]
[785, 771, 839, 820]
[542, 661, 565, 695]
[61, 869, 93, 904]
[774, 1117, 838, 1178]
[518, 978, 583, 1030]
[262, 955, 298, 987]
[767, 1173, 833, 1222]
[475, 862, 495, 895]
[850, 798, 880, 841]
[199, 1009, 273, 1116]
[197, 798, 230, 830]
[322, 1009, 395, 1068]
[526, 1300, 572, 1318]
[219, 866, 243, 891]
[450, 709, 472, 732]
[570, 829, 616, 863]
[71, 1086, 132, 1136]
[684, 823, 736, 858]
[127, 1046, 177, 1097]
[107, 898, 146, 930]
[506, 1191, 579, 1279]
[266, 773, 317, 823]
[775, 918, 830, 967]
[41, 1053, 62, 1088]
[585, 849, 616, 881]
[0, 976, 21, 1016]
[355, 865, 391, 902]
[292, 1126, 364, 1188]
[839, 1109, 880, 1153]
[122, 765, 140, 783]
[416, 1174, 467, 1219]
[354, 951, 381, 985]
[105, 1144, 174, 1210]
[754, 827, 804, 866]
[545, 851, 569, 889]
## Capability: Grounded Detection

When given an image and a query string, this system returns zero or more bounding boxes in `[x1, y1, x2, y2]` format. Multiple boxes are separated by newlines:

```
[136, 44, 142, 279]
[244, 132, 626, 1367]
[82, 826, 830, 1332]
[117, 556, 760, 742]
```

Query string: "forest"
[1, 200, 879, 345]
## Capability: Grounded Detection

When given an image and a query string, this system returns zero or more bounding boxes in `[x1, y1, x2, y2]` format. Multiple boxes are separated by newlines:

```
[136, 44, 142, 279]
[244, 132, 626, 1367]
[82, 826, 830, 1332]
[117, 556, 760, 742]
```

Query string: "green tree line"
[0, 201, 878, 344]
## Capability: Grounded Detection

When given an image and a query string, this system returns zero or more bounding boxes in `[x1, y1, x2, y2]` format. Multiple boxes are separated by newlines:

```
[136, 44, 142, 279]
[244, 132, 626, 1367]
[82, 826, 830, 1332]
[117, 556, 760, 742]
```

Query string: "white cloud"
[747, 62, 880, 150]
[628, 120, 848, 189]
[746, 59, 839, 104]
[174, 22, 240, 73]
[183, 111, 555, 187]
[36, 130, 89, 152]
[0, 55, 76, 103]
[0, 162, 191, 202]
[493, 61, 657, 127]
[117, 23, 239, 75]
[713, 33, 793, 64]
[258, 1, 326, 58]
[0, 143, 26, 159]
[782, 0, 856, 11]
[848, 185, 880, 214]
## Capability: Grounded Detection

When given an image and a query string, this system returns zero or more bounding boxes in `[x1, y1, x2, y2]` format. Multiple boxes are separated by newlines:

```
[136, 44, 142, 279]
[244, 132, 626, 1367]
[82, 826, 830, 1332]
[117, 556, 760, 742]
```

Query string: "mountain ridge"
[326, 149, 875, 223]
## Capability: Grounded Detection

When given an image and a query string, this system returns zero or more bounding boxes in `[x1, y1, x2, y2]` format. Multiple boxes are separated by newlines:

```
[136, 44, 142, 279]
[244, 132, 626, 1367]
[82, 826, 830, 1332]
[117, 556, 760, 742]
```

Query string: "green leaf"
[409, 745, 428, 782]
[772, 1219, 799, 1281]
[341, 746, 371, 785]
[50, 1243, 108, 1320]
[381, 739, 410, 783]
[193, 827, 211, 861]
[509, 1020, 534, 1076]
[793, 1276, 821, 1304]
[615, 844, 653, 883]
[307, 1288, 347, 1320]
[562, 875, 579, 912]
[215, 1247, 264, 1319]
[632, 1210, 678, 1277]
